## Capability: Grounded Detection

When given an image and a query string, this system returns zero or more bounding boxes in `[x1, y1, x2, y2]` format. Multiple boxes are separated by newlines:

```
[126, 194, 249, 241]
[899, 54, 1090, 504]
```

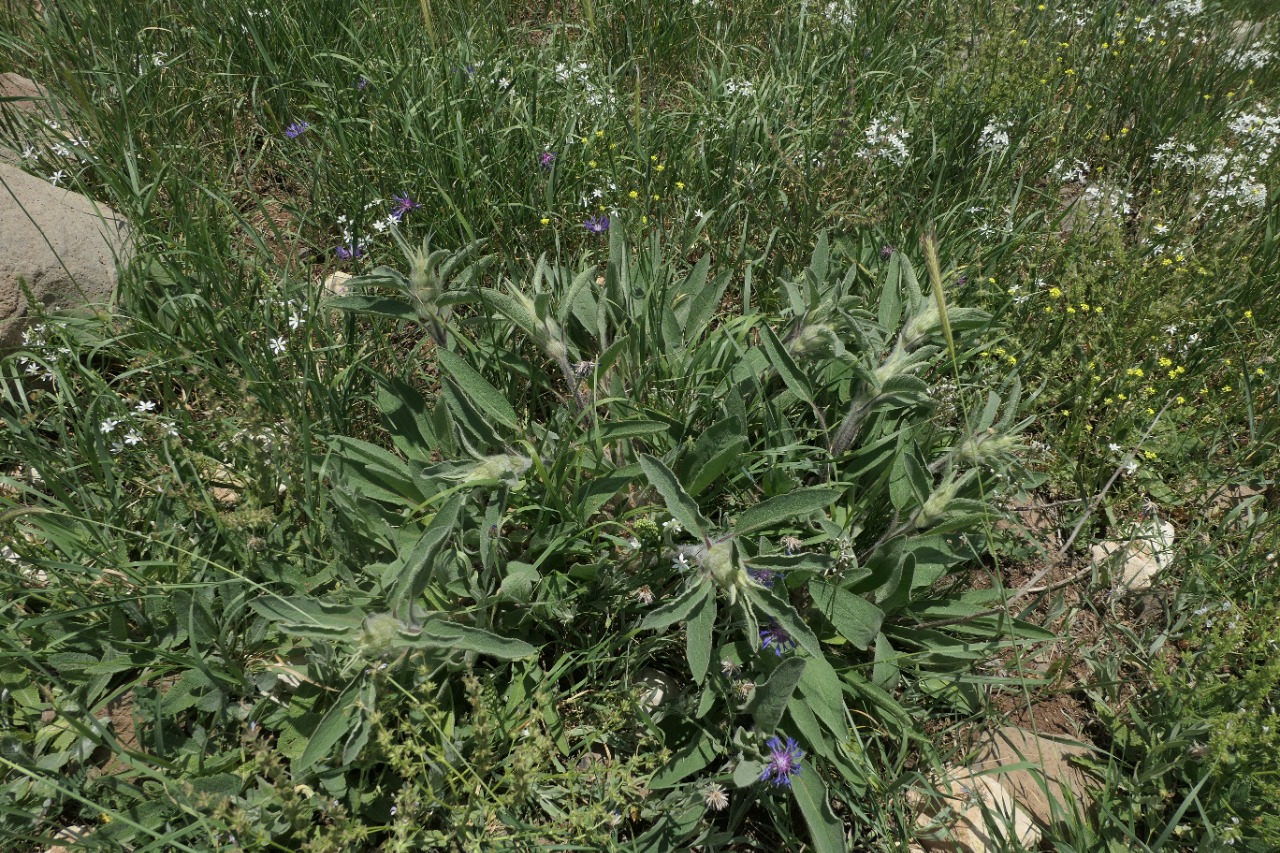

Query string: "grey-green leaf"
[747, 657, 806, 731]
[792, 764, 845, 853]
[296, 676, 364, 771]
[435, 348, 519, 431]
[640, 582, 711, 633]
[734, 489, 840, 538]
[810, 580, 884, 650]
[686, 590, 716, 685]
[639, 454, 712, 539]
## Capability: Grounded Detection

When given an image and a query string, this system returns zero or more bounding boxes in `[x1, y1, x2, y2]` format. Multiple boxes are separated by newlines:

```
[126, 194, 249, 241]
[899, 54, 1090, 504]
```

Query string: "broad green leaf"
[296, 676, 364, 771]
[734, 489, 840, 537]
[594, 420, 670, 443]
[792, 765, 845, 853]
[681, 416, 746, 497]
[376, 378, 438, 461]
[498, 561, 539, 603]
[651, 730, 719, 789]
[325, 294, 418, 321]
[439, 378, 503, 450]
[435, 348, 519, 431]
[810, 580, 884, 650]
[639, 454, 712, 539]
[390, 493, 464, 611]
[250, 597, 366, 634]
[797, 654, 848, 736]
[759, 323, 813, 404]
[747, 657, 806, 731]
[683, 268, 732, 341]
[671, 253, 710, 328]
[628, 802, 705, 853]
[412, 618, 537, 659]
[640, 582, 711, 633]
[686, 591, 716, 685]
[733, 759, 768, 788]
[748, 587, 824, 662]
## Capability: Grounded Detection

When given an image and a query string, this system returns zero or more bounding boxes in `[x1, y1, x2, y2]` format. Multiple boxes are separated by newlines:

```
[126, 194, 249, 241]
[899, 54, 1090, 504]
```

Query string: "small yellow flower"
[610, 143, 618, 150]
[1104, 397, 1114, 405]
[994, 347, 1007, 356]
[629, 190, 639, 199]
[1244, 310, 1253, 319]
[1080, 302, 1090, 311]
[1257, 368, 1265, 377]
[650, 154, 657, 161]
[676, 181, 685, 190]
[652, 194, 660, 201]
[540, 217, 550, 226]
[580, 137, 588, 144]
[1094, 306, 1103, 314]
[1175, 365, 1185, 375]
[1176, 396, 1186, 405]
[1158, 357, 1172, 368]
[656, 164, 665, 172]
[988, 277, 996, 284]
[1066, 306, 1077, 314]
[1118, 393, 1127, 401]
[589, 160, 598, 168]
[1060, 409, 1071, 417]
[1006, 355, 1018, 366]
[1085, 424, 1093, 433]
[1222, 385, 1233, 393]
[1144, 450, 1157, 460]
[1044, 306, 1053, 314]
[596, 130, 605, 138]
[1064, 68, 1075, 76]
[641, 215, 648, 224]
[1049, 287, 1063, 298]
[980, 351, 991, 358]
[1147, 407, 1155, 415]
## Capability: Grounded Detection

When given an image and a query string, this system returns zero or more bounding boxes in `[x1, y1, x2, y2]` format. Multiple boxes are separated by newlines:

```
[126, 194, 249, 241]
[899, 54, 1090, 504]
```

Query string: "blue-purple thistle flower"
[391, 193, 420, 221]
[540, 151, 557, 169]
[760, 736, 804, 788]
[759, 621, 795, 656]
[285, 120, 310, 139]
[335, 242, 362, 260]
[748, 567, 777, 589]
[583, 214, 610, 234]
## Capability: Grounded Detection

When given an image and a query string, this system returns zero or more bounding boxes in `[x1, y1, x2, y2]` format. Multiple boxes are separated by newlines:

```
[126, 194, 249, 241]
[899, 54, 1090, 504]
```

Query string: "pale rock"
[323, 270, 352, 298]
[970, 727, 1096, 827]
[914, 766, 1041, 852]
[1, 161, 130, 349]
[1091, 517, 1176, 592]
[635, 668, 680, 709]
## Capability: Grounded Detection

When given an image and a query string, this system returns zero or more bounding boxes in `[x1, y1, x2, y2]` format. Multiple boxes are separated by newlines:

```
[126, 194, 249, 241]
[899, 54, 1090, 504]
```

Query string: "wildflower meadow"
[0, 0, 1277, 850]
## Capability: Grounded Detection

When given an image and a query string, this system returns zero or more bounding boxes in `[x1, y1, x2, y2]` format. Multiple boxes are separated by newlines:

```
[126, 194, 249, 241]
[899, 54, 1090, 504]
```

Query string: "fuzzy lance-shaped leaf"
[376, 378, 438, 461]
[792, 764, 845, 853]
[390, 493, 464, 612]
[671, 253, 710, 327]
[296, 675, 365, 772]
[733, 758, 768, 788]
[639, 454, 712, 539]
[435, 348, 519, 431]
[734, 489, 840, 538]
[325, 294, 419, 321]
[679, 415, 746, 497]
[651, 729, 719, 789]
[640, 582, 712, 633]
[759, 322, 813, 404]
[748, 587, 824, 661]
[686, 590, 716, 685]
[747, 657, 806, 731]
[810, 580, 884, 650]
[593, 420, 670, 443]
[628, 802, 705, 853]
[410, 618, 537, 660]
[797, 654, 848, 736]
[682, 267, 732, 342]
[250, 597, 366, 637]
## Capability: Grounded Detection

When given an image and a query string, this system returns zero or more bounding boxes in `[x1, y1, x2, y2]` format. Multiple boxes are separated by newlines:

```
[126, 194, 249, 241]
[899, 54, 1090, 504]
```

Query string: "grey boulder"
[1, 161, 130, 348]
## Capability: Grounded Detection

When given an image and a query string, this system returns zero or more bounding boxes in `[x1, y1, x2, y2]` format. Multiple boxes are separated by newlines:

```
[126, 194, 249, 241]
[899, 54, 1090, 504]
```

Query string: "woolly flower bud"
[464, 454, 532, 485]
[916, 477, 960, 528]
[954, 430, 1018, 465]
[900, 302, 941, 350]
[360, 612, 408, 656]
[790, 324, 841, 361]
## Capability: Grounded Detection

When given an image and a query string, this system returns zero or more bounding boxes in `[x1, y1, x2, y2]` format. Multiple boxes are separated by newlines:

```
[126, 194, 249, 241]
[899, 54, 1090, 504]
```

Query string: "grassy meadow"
[1, 0, 1278, 849]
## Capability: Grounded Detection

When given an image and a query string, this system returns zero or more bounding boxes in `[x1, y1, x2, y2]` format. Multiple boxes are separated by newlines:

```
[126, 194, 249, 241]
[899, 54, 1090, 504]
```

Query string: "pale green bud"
[791, 324, 841, 361]
[916, 477, 960, 528]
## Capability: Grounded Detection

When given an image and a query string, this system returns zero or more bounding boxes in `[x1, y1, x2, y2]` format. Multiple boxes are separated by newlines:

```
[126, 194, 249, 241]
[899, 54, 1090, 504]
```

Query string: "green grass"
[1, 0, 1278, 850]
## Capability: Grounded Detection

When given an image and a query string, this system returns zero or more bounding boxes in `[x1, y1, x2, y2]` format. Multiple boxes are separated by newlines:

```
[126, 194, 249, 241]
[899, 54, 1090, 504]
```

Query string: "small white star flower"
[123, 430, 143, 446]
[269, 337, 287, 355]
[100, 418, 121, 433]
[1108, 443, 1122, 453]
[49, 170, 66, 185]
[135, 400, 157, 412]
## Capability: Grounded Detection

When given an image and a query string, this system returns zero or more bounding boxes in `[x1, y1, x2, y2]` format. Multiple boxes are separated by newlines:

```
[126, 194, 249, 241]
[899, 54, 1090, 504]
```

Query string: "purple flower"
[540, 151, 557, 169]
[285, 121, 310, 139]
[759, 736, 804, 788]
[583, 214, 610, 235]
[335, 242, 362, 260]
[391, 193, 420, 221]
[880, 245, 896, 261]
[748, 568, 777, 589]
[759, 621, 795, 657]
[356, 77, 369, 90]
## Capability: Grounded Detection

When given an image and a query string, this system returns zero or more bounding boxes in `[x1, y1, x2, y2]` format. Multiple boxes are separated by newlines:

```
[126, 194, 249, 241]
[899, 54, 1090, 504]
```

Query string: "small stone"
[322, 270, 353, 298]
[634, 668, 680, 709]
[914, 766, 1041, 852]
[1091, 517, 1175, 592]
[969, 727, 1096, 827]
[1, 162, 131, 350]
